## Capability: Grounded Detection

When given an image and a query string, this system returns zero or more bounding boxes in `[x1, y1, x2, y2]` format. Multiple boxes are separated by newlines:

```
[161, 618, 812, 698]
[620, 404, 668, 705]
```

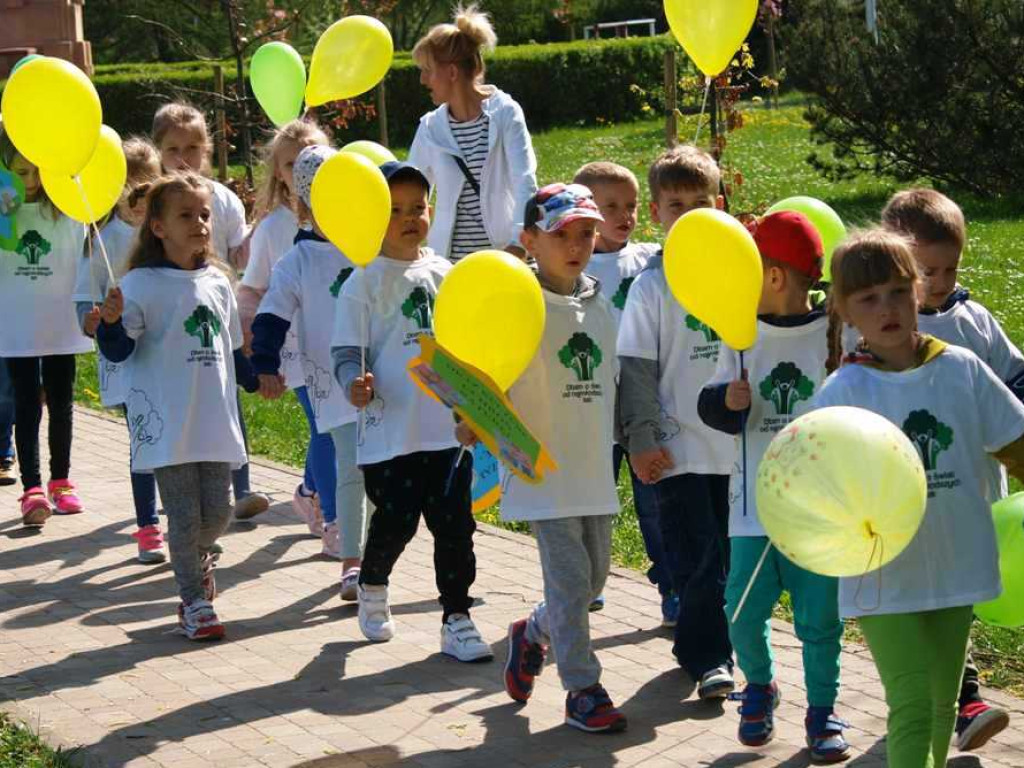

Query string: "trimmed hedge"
[3, 36, 684, 151]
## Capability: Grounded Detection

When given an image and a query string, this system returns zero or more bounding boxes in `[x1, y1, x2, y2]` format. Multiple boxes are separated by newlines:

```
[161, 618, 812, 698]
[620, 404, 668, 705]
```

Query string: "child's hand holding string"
[350, 372, 374, 409]
[455, 420, 478, 447]
[100, 288, 124, 325]
[725, 369, 751, 412]
[83, 307, 101, 337]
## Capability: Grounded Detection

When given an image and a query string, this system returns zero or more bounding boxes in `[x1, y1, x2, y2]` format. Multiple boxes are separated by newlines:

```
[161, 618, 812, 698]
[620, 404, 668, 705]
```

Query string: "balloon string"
[731, 538, 772, 624]
[853, 532, 884, 613]
[694, 76, 712, 145]
[740, 349, 749, 517]
[73, 175, 116, 289]
[357, 267, 367, 446]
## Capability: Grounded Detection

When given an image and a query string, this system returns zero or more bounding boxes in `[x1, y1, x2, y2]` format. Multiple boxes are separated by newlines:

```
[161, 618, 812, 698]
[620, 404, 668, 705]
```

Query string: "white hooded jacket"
[408, 87, 538, 258]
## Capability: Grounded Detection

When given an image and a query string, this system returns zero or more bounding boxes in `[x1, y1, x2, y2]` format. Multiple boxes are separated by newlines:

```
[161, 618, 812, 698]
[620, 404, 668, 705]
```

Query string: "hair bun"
[454, 4, 497, 52]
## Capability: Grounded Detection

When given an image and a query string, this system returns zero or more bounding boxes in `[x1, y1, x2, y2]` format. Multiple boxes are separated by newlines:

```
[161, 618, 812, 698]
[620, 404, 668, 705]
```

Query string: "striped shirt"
[449, 112, 493, 261]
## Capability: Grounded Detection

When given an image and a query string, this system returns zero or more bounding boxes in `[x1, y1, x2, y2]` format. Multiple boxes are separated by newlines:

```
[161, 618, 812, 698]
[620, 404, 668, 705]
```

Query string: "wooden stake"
[377, 81, 390, 148]
[214, 64, 229, 183]
[664, 48, 678, 148]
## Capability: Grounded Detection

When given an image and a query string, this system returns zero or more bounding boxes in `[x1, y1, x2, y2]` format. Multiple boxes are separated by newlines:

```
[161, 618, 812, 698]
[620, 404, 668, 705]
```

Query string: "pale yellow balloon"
[306, 15, 394, 107]
[41, 126, 127, 224]
[1, 56, 102, 175]
[341, 140, 397, 166]
[663, 208, 762, 351]
[756, 407, 928, 578]
[434, 250, 546, 391]
[664, 0, 759, 77]
[310, 152, 389, 267]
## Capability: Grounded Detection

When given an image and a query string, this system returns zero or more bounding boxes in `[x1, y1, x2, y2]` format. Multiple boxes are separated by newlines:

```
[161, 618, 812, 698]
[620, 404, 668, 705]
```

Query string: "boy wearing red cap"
[698, 211, 850, 763]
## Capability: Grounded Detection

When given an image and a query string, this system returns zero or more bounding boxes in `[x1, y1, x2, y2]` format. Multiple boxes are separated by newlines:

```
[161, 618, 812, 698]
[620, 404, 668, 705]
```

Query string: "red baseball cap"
[751, 211, 824, 281]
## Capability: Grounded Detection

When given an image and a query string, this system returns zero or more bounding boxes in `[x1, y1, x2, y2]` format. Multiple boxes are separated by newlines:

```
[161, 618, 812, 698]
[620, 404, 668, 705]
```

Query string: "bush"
[785, 0, 1024, 196]
[2, 36, 681, 152]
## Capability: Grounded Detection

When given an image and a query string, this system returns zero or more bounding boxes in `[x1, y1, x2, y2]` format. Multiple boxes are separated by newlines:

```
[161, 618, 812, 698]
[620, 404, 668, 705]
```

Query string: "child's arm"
[698, 379, 750, 435]
[95, 288, 135, 362]
[76, 301, 101, 338]
[617, 356, 674, 483]
[332, 344, 373, 408]
[236, 285, 265, 356]
[248, 265, 299, 396]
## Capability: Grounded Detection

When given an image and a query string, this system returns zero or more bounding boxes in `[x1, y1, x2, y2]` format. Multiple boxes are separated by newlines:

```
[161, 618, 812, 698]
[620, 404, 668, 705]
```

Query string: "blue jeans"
[295, 385, 337, 524]
[613, 444, 670, 595]
[0, 358, 14, 461]
[654, 472, 733, 679]
[122, 406, 159, 528]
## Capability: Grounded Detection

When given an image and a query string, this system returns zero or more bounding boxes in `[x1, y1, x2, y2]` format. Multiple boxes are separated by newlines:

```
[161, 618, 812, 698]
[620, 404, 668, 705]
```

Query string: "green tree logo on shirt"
[686, 314, 719, 343]
[329, 267, 354, 298]
[903, 410, 954, 471]
[611, 277, 635, 310]
[401, 286, 434, 330]
[759, 362, 815, 415]
[558, 332, 603, 382]
[16, 230, 51, 265]
[184, 304, 222, 349]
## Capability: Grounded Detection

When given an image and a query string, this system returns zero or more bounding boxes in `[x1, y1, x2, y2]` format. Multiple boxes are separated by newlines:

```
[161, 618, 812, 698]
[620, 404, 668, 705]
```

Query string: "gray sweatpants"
[526, 515, 614, 692]
[153, 462, 233, 604]
[328, 422, 372, 560]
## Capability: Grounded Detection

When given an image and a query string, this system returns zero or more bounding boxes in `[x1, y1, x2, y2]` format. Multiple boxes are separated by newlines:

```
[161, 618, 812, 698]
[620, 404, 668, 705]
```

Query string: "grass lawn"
[0, 714, 78, 768]
[74, 102, 1024, 694]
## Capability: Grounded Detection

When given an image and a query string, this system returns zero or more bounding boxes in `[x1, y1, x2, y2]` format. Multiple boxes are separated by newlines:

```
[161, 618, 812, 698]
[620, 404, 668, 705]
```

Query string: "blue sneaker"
[503, 619, 546, 703]
[660, 592, 679, 627]
[565, 684, 627, 733]
[589, 595, 605, 612]
[729, 682, 781, 747]
[805, 707, 851, 764]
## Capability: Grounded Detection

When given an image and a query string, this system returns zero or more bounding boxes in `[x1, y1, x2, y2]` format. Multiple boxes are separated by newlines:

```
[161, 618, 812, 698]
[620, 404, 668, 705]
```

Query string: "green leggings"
[860, 606, 973, 768]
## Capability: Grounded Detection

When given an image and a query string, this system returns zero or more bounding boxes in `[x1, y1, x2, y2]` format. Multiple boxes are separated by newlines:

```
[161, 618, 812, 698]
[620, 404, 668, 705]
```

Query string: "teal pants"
[725, 537, 842, 707]
[860, 606, 973, 768]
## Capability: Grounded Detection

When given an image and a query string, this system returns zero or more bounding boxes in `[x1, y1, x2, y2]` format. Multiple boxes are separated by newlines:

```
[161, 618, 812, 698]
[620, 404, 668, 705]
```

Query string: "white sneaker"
[698, 665, 735, 700]
[340, 567, 360, 602]
[441, 613, 493, 663]
[321, 521, 341, 560]
[358, 584, 394, 642]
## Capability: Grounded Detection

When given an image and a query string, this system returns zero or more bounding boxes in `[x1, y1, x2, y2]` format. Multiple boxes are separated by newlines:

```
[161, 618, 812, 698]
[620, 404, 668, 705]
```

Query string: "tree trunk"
[220, 0, 254, 187]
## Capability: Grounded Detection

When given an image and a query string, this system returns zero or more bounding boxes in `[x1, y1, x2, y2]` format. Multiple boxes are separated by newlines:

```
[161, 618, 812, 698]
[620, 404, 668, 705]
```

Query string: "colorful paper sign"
[471, 443, 501, 513]
[0, 161, 26, 251]
[408, 335, 557, 484]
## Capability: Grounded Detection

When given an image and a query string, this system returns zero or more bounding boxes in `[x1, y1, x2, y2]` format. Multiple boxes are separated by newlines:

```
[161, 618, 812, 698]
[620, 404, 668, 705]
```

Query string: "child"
[96, 173, 258, 641]
[331, 161, 490, 662]
[240, 119, 331, 536]
[573, 161, 672, 626]
[882, 188, 1017, 751]
[73, 137, 165, 562]
[699, 212, 849, 761]
[0, 128, 91, 524]
[250, 145, 368, 585]
[408, 3, 538, 261]
[152, 101, 269, 521]
[616, 145, 738, 699]
[493, 183, 627, 733]
[818, 229, 1024, 768]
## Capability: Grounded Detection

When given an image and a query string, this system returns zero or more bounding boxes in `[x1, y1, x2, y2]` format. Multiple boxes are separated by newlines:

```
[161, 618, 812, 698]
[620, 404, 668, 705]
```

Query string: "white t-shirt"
[500, 287, 621, 522]
[0, 203, 91, 357]
[812, 345, 1024, 617]
[209, 180, 248, 262]
[585, 242, 660, 328]
[258, 238, 357, 433]
[706, 315, 830, 537]
[616, 264, 737, 476]
[72, 215, 138, 406]
[243, 205, 302, 388]
[119, 265, 247, 472]
[332, 250, 459, 465]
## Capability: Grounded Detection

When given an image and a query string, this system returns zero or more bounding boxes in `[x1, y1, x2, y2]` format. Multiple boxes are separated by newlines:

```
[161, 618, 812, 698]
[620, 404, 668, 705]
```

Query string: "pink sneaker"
[291, 484, 322, 537]
[20, 487, 52, 527]
[47, 479, 84, 515]
[131, 525, 167, 564]
[322, 521, 341, 560]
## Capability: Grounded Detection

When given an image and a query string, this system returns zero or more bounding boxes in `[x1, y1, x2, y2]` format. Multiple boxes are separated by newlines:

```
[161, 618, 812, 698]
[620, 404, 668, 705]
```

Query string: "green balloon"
[766, 196, 847, 282]
[11, 54, 42, 75]
[975, 493, 1024, 628]
[250, 42, 306, 127]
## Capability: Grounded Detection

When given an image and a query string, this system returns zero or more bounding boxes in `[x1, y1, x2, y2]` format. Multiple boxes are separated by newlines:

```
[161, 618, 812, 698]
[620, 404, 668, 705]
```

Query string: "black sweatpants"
[359, 448, 475, 622]
[7, 355, 75, 490]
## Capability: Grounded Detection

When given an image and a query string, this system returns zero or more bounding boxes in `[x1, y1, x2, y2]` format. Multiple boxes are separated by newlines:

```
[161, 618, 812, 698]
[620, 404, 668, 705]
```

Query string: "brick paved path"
[1, 408, 1023, 767]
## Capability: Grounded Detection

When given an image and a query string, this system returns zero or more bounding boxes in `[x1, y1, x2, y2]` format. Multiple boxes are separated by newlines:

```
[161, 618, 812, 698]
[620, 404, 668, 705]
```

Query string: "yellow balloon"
[0, 56, 102, 175]
[663, 208, 762, 350]
[756, 407, 928, 578]
[664, 0, 758, 77]
[341, 140, 397, 166]
[306, 16, 394, 107]
[41, 126, 127, 224]
[310, 152, 389, 267]
[434, 250, 545, 391]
